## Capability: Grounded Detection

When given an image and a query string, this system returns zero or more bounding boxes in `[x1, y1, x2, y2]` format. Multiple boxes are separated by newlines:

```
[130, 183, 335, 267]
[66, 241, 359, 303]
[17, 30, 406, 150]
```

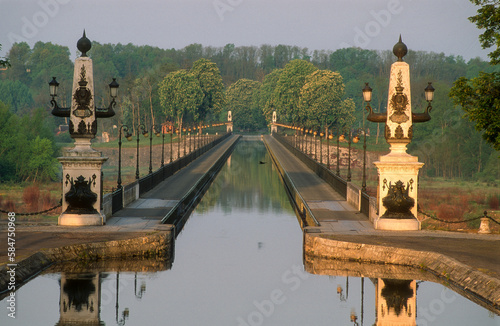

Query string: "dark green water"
[1, 140, 497, 325]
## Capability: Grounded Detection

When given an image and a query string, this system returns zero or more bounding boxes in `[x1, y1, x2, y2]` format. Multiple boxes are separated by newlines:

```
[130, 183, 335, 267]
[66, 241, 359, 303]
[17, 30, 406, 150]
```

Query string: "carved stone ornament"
[389, 71, 410, 124]
[72, 65, 93, 119]
[381, 180, 415, 219]
[64, 174, 98, 214]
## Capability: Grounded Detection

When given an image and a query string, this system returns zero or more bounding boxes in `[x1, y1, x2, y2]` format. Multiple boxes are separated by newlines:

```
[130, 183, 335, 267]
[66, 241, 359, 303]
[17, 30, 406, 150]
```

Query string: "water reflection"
[1, 141, 497, 325]
[56, 273, 103, 326]
[376, 278, 416, 326]
[49, 259, 171, 326]
[306, 256, 499, 324]
[195, 139, 293, 215]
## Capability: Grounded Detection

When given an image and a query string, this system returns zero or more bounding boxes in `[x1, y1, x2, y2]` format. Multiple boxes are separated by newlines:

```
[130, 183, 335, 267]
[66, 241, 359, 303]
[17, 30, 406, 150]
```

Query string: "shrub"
[23, 185, 40, 212]
[489, 195, 500, 210]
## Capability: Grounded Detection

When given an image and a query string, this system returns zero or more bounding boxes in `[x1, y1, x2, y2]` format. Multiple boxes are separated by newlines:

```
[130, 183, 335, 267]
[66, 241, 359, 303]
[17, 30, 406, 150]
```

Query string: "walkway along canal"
[0, 138, 498, 325]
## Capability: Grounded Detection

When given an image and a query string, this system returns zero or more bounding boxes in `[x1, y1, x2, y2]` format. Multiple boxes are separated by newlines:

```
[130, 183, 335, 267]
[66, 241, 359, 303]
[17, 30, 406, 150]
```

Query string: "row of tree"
[0, 36, 498, 182]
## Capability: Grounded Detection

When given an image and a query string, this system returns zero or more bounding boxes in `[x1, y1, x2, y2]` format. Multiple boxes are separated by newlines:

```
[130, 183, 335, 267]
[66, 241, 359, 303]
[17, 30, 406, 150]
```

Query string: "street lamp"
[117, 125, 132, 189]
[169, 125, 173, 163]
[313, 130, 318, 161]
[336, 127, 343, 177]
[49, 76, 119, 119]
[135, 124, 148, 179]
[319, 131, 325, 164]
[149, 125, 160, 174]
[345, 127, 353, 182]
[188, 127, 192, 153]
[161, 125, 165, 167]
[353, 128, 367, 192]
[183, 128, 187, 156]
[176, 128, 180, 159]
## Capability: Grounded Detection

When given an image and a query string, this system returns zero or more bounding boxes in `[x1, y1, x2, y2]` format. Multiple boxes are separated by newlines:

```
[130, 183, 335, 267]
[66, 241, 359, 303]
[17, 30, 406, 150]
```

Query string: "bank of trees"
[0, 40, 498, 182]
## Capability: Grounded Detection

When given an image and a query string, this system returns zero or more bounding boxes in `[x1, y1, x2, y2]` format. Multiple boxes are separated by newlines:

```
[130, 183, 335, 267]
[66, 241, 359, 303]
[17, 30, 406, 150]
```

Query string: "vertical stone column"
[52, 32, 114, 226]
[227, 110, 233, 133]
[370, 38, 425, 231]
[271, 111, 277, 135]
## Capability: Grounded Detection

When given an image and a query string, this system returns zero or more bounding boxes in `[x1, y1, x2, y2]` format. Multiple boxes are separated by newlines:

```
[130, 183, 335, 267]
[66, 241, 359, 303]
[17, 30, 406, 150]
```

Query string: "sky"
[0, 0, 491, 62]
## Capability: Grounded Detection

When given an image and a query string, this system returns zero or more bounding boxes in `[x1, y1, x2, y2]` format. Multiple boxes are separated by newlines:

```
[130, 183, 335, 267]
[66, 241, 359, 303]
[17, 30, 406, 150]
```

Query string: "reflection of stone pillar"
[375, 278, 416, 326]
[56, 273, 101, 326]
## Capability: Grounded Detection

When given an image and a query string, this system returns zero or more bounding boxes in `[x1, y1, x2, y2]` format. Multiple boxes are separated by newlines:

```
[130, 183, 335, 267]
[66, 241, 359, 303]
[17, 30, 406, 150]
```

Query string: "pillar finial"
[77, 30, 92, 57]
[393, 34, 407, 62]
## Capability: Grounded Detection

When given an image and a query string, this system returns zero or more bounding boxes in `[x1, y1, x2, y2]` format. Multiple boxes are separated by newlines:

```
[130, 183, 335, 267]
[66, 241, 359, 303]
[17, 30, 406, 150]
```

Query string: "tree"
[273, 59, 318, 125]
[298, 70, 355, 133]
[225, 79, 264, 131]
[450, 72, 500, 151]
[449, 0, 500, 151]
[190, 58, 225, 125]
[258, 68, 283, 125]
[158, 70, 203, 131]
[469, 0, 500, 64]
[0, 43, 9, 68]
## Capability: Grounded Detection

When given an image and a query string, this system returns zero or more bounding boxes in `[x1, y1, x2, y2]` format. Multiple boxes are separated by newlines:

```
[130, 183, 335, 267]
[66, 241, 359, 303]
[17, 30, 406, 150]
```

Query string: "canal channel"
[1, 138, 498, 325]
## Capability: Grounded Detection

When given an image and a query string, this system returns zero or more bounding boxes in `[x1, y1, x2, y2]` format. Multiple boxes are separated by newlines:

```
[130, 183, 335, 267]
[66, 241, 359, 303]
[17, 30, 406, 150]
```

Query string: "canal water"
[1, 139, 498, 325]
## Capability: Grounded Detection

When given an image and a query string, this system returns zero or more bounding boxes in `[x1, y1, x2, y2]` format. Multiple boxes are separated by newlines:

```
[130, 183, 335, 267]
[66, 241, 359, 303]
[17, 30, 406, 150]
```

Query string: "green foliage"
[273, 59, 318, 124]
[450, 72, 500, 151]
[0, 80, 34, 114]
[190, 58, 225, 121]
[0, 43, 9, 68]
[298, 69, 355, 130]
[225, 79, 265, 131]
[0, 102, 58, 182]
[469, 0, 500, 64]
[259, 68, 283, 124]
[159, 70, 203, 128]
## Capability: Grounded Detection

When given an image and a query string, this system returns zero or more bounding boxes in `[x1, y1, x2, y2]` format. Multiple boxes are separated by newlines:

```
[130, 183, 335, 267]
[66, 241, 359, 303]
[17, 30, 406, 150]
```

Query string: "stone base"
[58, 212, 104, 226]
[375, 217, 420, 231]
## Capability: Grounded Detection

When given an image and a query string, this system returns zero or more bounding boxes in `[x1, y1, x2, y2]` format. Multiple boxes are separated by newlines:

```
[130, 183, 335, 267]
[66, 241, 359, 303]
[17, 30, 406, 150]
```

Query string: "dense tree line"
[0, 40, 498, 182]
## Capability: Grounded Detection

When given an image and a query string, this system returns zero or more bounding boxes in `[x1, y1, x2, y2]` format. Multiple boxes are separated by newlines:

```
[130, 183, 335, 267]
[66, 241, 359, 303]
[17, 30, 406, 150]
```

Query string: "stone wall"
[0, 229, 174, 294]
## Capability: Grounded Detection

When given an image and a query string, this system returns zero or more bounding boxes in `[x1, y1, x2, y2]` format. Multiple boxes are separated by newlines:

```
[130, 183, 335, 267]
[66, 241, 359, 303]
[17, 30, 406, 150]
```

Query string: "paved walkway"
[263, 135, 500, 280]
[0, 135, 240, 265]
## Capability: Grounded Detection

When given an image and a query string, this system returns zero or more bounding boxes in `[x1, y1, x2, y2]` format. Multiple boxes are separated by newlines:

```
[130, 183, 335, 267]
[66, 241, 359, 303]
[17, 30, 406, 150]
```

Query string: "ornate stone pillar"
[51, 32, 116, 226]
[367, 37, 433, 230]
[226, 110, 233, 133]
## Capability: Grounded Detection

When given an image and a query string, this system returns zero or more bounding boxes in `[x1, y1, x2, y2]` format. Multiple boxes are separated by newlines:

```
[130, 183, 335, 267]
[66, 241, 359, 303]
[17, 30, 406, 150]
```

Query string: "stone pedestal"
[58, 139, 108, 226]
[374, 145, 423, 231]
[478, 217, 491, 234]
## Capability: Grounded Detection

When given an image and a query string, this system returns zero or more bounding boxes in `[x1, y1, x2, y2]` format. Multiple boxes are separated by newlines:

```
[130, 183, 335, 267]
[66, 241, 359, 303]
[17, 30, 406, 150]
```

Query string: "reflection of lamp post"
[136, 124, 148, 179]
[117, 125, 132, 189]
[149, 125, 160, 174]
[115, 272, 130, 326]
[134, 272, 146, 299]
